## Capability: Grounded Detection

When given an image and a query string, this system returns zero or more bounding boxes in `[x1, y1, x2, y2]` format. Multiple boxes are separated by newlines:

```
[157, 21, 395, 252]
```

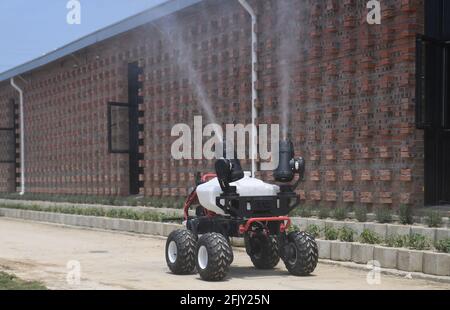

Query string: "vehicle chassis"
[184, 176, 301, 263]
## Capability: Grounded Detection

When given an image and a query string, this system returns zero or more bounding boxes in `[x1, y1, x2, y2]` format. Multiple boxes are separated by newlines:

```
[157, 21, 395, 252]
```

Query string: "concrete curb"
[397, 249, 423, 273]
[0, 207, 246, 247]
[330, 241, 352, 261]
[319, 259, 450, 285]
[316, 239, 331, 259]
[0, 207, 183, 238]
[0, 198, 190, 217]
[423, 251, 450, 276]
[1, 196, 449, 223]
[351, 243, 374, 264]
[1, 199, 448, 238]
[374, 246, 398, 269]
[316, 238, 450, 278]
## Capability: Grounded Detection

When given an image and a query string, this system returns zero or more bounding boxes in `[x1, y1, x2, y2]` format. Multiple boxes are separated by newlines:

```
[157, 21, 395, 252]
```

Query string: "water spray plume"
[152, 17, 221, 142]
[276, 0, 300, 141]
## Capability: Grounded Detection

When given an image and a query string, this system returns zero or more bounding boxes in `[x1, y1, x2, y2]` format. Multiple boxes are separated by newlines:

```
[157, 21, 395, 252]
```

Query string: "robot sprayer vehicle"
[165, 139, 318, 281]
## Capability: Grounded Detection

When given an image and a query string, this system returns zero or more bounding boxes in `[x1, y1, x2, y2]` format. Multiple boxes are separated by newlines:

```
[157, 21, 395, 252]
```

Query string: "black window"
[0, 130, 15, 163]
[444, 45, 450, 129]
[0, 99, 16, 163]
[108, 102, 130, 153]
[416, 35, 450, 130]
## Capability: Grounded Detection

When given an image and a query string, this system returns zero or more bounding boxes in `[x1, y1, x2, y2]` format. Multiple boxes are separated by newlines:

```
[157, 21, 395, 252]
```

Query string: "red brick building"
[0, 0, 448, 208]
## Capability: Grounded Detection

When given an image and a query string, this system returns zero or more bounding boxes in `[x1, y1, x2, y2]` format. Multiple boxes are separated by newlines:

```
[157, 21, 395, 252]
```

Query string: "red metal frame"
[183, 190, 198, 220]
[183, 173, 218, 220]
[201, 173, 217, 182]
[239, 216, 291, 234]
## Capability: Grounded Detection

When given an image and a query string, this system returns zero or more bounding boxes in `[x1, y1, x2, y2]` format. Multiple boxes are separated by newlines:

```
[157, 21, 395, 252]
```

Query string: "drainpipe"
[238, 0, 258, 178]
[10, 77, 25, 195]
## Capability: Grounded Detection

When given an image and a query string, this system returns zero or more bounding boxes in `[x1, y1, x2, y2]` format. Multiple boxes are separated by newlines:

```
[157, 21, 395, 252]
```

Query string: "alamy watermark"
[67, 0, 81, 25]
[66, 260, 81, 286]
[366, 260, 382, 285]
[367, 0, 381, 25]
[66, 1, 379, 26]
[171, 116, 280, 171]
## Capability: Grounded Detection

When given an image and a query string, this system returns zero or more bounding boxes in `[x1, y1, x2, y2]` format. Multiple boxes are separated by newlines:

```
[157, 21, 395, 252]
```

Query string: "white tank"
[196, 172, 280, 215]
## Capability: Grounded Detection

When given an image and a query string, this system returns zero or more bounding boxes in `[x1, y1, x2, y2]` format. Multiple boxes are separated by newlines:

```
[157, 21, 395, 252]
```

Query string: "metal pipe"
[10, 77, 25, 195]
[238, 0, 258, 178]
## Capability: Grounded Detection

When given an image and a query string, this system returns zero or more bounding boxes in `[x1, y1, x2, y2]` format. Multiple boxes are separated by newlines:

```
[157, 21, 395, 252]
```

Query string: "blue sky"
[0, 0, 167, 73]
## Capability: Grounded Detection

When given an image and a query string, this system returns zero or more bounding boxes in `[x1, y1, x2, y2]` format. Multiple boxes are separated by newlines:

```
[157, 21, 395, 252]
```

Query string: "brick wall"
[0, 0, 425, 208]
[256, 0, 425, 209]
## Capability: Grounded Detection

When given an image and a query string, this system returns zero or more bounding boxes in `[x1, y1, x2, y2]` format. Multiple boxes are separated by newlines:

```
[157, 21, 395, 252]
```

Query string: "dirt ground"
[0, 217, 448, 290]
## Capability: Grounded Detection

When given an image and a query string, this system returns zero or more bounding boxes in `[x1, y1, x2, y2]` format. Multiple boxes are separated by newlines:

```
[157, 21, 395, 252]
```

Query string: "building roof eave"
[0, 0, 203, 83]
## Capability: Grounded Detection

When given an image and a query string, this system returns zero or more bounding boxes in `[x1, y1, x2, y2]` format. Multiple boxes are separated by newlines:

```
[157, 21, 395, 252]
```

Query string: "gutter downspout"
[238, 0, 258, 178]
[10, 77, 25, 195]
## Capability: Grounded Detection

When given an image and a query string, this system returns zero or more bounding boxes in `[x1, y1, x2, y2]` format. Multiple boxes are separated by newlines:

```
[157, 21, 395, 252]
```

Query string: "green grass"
[333, 207, 348, 221]
[398, 204, 414, 225]
[425, 211, 443, 228]
[305, 224, 321, 238]
[318, 206, 330, 219]
[338, 226, 355, 242]
[323, 225, 338, 240]
[354, 205, 368, 222]
[384, 234, 432, 251]
[375, 207, 393, 223]
[359, 229, 382, 245]
[0, 272, 47, 290]
[0, 203, 178, 223]
[435, 238, 450, 253]
[0, 193, 185, 209]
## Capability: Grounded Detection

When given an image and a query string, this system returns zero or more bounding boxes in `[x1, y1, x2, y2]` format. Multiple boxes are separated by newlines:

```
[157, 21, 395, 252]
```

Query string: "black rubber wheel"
[165, 229, 197, 275]
[227, 238, 234, 265]
[245, 234, 280, 269]
[283, 231, 318, 276]
[196, 233, 233, 281]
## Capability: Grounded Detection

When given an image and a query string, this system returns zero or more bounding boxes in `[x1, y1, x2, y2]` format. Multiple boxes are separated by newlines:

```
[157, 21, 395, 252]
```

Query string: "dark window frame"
[0, 99, 16, 164]
[0, 128, 16, 163]
[444, 43, 450, 130]
[416, 34, 450, 130]
[107, 102, 131, 154]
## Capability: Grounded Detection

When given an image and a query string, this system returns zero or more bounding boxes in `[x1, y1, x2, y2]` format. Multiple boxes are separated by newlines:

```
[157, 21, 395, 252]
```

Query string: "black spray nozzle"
[273, 140, 295, 182]
[273, 139, 305, 183]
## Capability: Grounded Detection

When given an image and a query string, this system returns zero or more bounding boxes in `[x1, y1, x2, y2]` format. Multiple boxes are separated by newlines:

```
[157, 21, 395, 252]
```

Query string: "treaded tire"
[227, 238, 234, 265]
[196, 233, 233, 281]
[283, 231, 318, 276]
[165, 229, 197, 275]
[245, 234, 280, 269]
